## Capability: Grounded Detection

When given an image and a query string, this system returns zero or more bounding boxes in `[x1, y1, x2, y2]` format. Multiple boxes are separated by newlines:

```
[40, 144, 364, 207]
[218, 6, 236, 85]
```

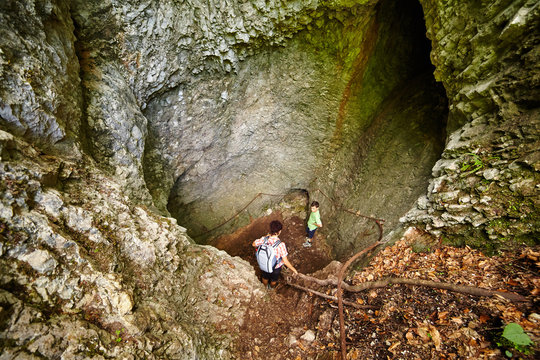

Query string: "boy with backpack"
[253, 220, 298, 289]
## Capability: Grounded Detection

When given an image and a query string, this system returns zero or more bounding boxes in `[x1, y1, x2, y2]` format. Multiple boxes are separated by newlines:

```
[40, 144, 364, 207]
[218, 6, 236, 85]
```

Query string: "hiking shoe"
[303, 241, 312, 248]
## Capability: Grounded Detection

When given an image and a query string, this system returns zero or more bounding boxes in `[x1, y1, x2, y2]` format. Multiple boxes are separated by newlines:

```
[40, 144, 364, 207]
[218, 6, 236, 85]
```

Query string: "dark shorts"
[306, 227, 317, 239]
[261, 266, 282, 282]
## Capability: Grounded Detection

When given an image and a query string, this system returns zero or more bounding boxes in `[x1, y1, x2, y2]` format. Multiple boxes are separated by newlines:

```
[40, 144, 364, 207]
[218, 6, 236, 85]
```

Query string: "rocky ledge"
[0, 129, 263, 359]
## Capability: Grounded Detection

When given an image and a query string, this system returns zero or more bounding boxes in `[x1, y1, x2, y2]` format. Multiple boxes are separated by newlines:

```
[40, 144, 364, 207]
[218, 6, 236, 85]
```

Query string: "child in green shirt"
[303, 201, 322, 247]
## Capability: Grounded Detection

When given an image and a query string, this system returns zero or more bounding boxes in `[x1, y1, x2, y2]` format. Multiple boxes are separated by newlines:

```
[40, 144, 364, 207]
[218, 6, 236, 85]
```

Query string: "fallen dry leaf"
[507, 279, 519, 286]
[388, 341, 401, 352]
[428, 324, 442, 351]
[405, 330, 415, 341]
[347, 348, 360, 359]
[416, 325, 430, 342]
[479, 314, 490, 323]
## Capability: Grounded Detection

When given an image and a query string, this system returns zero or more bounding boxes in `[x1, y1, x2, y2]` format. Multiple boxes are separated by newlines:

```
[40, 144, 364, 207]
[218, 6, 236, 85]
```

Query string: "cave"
[1, 0, 538, 358]
[152, 0, 448, 263]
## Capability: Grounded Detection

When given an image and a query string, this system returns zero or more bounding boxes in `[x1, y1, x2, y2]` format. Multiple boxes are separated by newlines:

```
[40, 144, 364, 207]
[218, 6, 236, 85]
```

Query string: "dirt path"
[211, 212, 335, 359]
[211, 212, 333, 275]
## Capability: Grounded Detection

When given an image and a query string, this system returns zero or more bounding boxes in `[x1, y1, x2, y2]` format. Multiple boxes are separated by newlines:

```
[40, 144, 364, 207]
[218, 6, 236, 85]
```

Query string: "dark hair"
[269, 220, 283, 235]
[311, 201, 319, 208]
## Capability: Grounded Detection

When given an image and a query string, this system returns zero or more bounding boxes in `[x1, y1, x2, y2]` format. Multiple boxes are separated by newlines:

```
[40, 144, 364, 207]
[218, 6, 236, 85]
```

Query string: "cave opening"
[211, 0, 447, 272]
[168, 0, 448, 273]
[315, 0, 449, 261]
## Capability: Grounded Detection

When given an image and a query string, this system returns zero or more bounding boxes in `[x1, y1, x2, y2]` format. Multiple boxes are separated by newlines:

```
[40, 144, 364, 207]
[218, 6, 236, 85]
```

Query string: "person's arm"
[252, 234, 270, 247]
[281, 256, 298, 274]
[316, 212, 322, 227]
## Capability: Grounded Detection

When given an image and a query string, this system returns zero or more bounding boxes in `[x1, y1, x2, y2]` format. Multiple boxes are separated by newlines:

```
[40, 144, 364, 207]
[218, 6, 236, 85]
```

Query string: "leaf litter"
[232, 223, 539, 359]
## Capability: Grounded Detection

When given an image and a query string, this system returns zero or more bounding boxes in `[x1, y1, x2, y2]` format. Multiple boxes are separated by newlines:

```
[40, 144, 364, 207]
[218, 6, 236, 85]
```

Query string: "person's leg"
[304, 228, 316, 247]
[268, 267, 281, 289]
[261, 271, 270, 287]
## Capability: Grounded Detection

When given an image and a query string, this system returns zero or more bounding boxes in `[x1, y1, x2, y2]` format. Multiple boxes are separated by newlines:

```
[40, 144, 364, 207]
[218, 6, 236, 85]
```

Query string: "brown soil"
[212, 218, 540, 360]
[211, 211, 333, 275]
[211, 212, 335, 359]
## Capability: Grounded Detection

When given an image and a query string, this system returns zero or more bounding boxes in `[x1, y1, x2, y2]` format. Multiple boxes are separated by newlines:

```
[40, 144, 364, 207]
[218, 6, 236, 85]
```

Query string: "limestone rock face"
[71, 0, 155, 205]
[306, 0, 449, 258]
[0, 0, 537, 252]
[0, 0, 82, 157]
[400, 0, 540, 251]
[0, 0, 538, 356]
[137, 0, 450, 247]
[68, 0, 375, 217]
[0, 130, 263, 358]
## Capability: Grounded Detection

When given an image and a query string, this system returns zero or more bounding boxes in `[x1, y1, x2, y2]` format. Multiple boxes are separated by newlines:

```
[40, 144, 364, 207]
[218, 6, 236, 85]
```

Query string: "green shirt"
[307, 210, 322, 231]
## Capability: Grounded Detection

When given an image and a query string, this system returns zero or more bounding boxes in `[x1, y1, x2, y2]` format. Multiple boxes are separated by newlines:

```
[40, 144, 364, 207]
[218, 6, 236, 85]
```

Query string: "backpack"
[255, 236, 282, 273]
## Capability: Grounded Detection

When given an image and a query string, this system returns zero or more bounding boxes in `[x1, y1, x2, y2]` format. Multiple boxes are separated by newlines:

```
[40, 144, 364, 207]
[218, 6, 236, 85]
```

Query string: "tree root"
[287, 282, 377, 309]
[288, 273, 528, 303]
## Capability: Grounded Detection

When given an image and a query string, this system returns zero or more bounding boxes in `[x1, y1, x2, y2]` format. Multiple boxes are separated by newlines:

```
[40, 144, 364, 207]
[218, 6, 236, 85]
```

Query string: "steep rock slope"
[0, 0, 82, 157]
[0, 129, 263, 358]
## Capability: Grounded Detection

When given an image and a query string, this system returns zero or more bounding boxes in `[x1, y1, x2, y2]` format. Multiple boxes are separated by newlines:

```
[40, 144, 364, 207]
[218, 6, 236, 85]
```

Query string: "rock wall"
[139, 0, 382, 234]
[308, 0, 448, 259]
[401, 0, 539, 253]
[0, 0, 82, 157]
[0, 130, 263, 358]
[136, 0, 450, 247]
[0, 0, 539, 355]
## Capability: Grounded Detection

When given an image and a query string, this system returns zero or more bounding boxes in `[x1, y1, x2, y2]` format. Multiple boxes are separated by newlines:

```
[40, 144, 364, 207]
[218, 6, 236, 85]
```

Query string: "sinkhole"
[158, 0, 448, 271]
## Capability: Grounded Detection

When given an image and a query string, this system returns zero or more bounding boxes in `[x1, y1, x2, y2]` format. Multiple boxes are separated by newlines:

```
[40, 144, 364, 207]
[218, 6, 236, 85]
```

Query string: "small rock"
[480, 196, 492, 205]
[417, 195, 429, 210]
[300, 330, 315, 342]
[286, 334, 298, 346]
[447, 204, 472, 212]
[509, 179, 535, 195]
[34, 189, 64, 219]
[483, 168, 500, 180]
[19, 249, 57, 273]
[439, 190, 460, 202]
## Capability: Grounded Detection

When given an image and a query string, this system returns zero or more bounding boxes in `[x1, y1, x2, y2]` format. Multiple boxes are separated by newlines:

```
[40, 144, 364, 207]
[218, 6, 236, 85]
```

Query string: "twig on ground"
[287, 282, 378, 309]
